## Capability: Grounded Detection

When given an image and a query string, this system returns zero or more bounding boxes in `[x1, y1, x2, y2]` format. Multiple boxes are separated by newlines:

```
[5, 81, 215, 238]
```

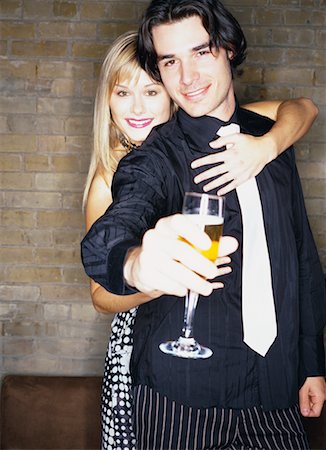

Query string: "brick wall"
[0, 1, 325, 379]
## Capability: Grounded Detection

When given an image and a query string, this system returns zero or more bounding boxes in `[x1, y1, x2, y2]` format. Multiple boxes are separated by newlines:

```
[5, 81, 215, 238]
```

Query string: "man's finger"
[299, 389, 311, 417]
[310, 399, 324, 417]
[218, 236, 238, 257]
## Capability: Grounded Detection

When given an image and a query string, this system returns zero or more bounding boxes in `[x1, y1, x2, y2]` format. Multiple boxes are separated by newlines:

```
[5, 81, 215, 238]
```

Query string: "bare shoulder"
[85, 172, 113, 231]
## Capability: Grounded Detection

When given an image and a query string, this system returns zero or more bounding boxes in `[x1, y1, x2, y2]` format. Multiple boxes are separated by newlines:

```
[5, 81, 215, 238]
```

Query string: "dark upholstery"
[0, 376, 102, 450]
[0, 375, 325, 449]
[302, 412, 326, 450]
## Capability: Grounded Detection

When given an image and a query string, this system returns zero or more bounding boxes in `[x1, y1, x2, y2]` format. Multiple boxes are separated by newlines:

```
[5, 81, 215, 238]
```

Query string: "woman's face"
[110, 69, 171, 145]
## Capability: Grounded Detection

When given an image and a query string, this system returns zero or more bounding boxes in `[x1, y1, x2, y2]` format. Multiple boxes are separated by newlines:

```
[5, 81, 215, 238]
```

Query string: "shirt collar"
[177, 99, 240, 153]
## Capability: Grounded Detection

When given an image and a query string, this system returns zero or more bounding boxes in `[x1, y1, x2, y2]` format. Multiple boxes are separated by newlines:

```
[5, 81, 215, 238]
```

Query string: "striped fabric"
[133, 385, 309, 450]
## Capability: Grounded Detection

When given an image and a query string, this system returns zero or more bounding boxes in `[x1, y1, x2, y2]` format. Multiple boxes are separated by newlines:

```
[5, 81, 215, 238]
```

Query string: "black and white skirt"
[101, 308, 137, 450]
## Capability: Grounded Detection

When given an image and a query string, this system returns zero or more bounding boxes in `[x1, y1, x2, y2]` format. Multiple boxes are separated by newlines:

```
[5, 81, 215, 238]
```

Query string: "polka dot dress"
[101, 308, 137, 450]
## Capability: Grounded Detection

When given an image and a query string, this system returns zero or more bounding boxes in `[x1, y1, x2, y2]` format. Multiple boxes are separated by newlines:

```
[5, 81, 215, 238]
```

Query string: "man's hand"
[299, 376, 326, 417]
[191, 133, 274, 196]
[123, 214, 238, 297]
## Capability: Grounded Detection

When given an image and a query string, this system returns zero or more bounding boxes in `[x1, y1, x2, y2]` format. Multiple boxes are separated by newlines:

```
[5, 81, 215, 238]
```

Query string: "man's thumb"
[299, 388, 311, 416]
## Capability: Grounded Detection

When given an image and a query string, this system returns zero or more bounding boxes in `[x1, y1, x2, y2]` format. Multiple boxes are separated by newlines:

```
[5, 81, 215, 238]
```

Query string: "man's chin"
[179, 104, 208, 118]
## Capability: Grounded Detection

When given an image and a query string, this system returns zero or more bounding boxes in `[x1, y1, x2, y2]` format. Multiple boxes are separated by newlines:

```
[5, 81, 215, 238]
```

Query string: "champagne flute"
[159, 192, 225, 359]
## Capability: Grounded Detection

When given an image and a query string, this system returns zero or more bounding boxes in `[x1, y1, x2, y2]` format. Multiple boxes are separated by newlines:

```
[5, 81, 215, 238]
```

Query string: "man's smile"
[181, 84, 211, 102]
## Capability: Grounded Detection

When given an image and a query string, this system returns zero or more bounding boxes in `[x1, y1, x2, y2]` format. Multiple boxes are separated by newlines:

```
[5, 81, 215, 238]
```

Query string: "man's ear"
[227, 50, 234, 60]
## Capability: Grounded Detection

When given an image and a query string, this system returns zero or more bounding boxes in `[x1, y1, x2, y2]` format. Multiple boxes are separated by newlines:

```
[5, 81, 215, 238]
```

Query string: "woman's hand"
[191, 97, 318, 196]
[191, 133, 275, 196]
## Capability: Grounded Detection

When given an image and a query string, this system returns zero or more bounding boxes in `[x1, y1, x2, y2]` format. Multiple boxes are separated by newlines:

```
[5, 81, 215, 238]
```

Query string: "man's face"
[152, 15, 235, 120]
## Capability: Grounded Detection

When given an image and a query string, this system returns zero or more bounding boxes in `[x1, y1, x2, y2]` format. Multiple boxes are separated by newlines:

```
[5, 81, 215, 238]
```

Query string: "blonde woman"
[83, 31, 317, 450]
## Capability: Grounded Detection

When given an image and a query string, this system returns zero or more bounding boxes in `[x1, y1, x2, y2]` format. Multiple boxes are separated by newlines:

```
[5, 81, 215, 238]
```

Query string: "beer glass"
[159, 192, 225, 359]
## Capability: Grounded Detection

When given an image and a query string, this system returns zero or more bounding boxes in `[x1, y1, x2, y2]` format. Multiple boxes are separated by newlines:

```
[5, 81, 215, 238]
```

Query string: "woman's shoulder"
[91, 169, 112, 192]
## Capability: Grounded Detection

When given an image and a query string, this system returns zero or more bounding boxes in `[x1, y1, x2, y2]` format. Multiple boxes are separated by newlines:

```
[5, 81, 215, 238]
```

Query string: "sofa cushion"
[302, 412, 326, 450]
[0, 375, 102, 450]
[1, 375, 325, 449]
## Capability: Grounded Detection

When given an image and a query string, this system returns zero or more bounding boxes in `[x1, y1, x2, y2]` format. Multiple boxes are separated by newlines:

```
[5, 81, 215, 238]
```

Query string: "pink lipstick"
[126, 118, 153, 129]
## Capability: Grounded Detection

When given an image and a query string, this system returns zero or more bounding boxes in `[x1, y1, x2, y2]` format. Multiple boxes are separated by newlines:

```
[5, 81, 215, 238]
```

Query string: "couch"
[0, 375, 325, 449]
[0, 376, 102, 450]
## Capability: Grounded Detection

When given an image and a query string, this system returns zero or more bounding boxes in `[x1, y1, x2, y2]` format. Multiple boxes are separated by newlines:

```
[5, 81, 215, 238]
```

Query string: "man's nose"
[180, 60, 199, 86]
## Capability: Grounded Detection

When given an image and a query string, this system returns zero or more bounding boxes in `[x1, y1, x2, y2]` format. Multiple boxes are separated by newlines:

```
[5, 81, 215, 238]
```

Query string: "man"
[82, 1, 326, 448]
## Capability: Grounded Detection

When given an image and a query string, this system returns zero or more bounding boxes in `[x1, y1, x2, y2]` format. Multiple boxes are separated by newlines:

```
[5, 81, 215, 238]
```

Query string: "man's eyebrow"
[193, 42, 210, 52]
[157, 42, 210, 62]
[157, 53, 175, 62]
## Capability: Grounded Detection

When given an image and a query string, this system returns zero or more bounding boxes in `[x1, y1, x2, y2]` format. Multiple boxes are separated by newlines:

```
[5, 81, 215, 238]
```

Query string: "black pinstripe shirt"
[81, 104, 326, 410]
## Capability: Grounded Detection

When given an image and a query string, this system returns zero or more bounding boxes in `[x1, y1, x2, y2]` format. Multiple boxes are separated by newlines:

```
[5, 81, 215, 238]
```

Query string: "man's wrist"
[123, 246, 140, 288]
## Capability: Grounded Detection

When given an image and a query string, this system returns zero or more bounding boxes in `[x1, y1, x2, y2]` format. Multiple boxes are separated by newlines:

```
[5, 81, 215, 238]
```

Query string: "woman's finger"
[191, 152, 225, 169]
[194, 165, 227, 184]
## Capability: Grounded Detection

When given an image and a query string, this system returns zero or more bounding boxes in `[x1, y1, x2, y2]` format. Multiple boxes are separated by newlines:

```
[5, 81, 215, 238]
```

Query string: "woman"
[83, 31, 317, 450]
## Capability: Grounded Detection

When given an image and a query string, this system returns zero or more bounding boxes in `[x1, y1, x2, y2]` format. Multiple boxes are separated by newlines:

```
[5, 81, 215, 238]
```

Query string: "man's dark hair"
[137, 0, 247, 82]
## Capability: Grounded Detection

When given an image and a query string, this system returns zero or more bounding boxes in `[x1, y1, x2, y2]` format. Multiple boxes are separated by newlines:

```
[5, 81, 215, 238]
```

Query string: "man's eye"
[198, 50, 210, 56]
[165, 59, 175, 67]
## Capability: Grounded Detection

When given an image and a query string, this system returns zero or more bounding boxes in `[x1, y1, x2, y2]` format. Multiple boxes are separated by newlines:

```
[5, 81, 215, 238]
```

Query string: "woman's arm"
[90, 278, 154, 314]
[243, 98, 318, 155]
[86, 173, 157, 313]
[191, 97, 318, 195]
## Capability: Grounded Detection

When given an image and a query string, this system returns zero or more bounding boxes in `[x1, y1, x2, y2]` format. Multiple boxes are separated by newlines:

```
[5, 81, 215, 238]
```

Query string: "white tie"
[218, 124, 277, 357]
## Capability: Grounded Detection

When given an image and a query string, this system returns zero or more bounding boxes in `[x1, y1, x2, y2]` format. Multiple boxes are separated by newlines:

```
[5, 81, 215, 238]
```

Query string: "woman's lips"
[125, 118, 154, 128]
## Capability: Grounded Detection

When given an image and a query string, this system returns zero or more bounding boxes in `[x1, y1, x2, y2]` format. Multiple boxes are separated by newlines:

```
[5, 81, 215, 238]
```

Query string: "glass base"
[159, 336, 213, 359]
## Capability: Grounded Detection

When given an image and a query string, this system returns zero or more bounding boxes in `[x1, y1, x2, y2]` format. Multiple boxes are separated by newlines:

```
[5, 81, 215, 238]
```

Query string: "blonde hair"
[83, 31, 145, 209]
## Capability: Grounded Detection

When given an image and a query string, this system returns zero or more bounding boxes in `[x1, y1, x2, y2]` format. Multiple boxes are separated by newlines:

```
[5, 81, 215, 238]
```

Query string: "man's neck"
[206, 91, 236, 122]
[176, 100, 239, 154]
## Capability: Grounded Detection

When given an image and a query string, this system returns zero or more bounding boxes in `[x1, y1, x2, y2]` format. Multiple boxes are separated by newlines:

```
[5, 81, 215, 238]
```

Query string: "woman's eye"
[117, 90, 129, 97]
[146, 90, 158, 96]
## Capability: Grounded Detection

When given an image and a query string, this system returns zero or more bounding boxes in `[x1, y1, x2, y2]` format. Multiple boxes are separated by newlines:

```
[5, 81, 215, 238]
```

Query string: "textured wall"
[0, 0, 325, 379]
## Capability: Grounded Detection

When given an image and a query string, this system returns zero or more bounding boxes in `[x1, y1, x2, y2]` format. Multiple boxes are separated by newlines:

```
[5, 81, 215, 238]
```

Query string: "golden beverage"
[182, 215, 224, 262]
[202, 222, 223, 261]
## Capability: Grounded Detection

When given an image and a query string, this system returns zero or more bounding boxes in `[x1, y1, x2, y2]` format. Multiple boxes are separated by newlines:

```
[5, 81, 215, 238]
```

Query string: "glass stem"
[182, 290, 199, 339]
